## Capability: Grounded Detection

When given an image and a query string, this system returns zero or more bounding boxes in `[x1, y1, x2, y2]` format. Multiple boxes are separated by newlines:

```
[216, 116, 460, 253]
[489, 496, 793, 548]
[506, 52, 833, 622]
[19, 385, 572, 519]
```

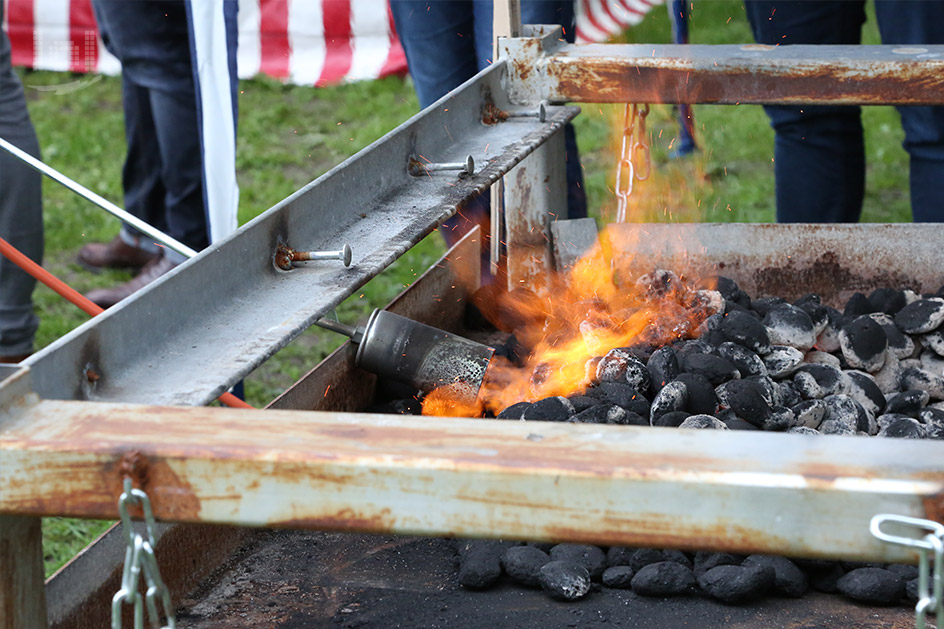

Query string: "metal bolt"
[506, 101, 548, 123]
[275, 243, 352, 270]
[411, 155, 474, 176]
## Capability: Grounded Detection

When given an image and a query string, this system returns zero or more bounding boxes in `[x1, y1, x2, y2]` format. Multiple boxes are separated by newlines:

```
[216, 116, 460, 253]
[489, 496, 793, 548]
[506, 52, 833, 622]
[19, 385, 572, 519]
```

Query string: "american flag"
[3, 0, 659, 86]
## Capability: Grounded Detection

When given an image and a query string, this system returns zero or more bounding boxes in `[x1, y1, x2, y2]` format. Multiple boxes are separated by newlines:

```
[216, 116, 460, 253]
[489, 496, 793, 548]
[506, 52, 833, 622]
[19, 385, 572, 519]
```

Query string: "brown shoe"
[78, 235, 159, 272]
[0, 353, 30, 364]
[84, 254, 179, 309]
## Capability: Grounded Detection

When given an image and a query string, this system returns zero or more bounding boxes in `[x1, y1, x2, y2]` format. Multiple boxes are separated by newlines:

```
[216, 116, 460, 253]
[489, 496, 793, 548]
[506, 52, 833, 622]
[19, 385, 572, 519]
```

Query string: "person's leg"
[745, 1, 866, 222]
[0, 21, 42, 358]
[875, 0, 944, 222]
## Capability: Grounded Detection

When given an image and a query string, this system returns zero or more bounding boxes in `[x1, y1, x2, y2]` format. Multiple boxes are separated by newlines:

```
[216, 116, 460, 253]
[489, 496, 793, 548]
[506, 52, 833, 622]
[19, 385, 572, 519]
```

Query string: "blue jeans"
[92, 0, 238, 257]
[746, 0, 944, 222]
[390, 0, 587, 256]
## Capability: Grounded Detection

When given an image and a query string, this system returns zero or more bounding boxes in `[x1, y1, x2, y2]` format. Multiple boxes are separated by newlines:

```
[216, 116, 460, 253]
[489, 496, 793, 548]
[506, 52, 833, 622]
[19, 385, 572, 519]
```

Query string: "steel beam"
[2, 393, 943, 563]
[503, 27, 944, 105]
[22, 63, 578, 407]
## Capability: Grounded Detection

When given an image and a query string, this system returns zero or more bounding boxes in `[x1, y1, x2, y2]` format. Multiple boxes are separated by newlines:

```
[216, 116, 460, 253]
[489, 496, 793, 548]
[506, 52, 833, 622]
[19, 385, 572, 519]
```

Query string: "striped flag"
[3, 0, 657, 86]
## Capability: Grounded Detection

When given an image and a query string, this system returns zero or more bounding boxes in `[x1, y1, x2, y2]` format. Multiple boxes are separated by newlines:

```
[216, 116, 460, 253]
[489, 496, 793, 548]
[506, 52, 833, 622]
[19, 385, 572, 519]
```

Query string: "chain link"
[112, 477, 176, 629]
[870, 514, 944, 629]
[615, 104, 651, 223]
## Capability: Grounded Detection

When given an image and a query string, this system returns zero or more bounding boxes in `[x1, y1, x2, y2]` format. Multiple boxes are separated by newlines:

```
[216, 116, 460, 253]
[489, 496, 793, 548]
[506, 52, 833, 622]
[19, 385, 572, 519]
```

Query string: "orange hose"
[0, 235, 253, 409]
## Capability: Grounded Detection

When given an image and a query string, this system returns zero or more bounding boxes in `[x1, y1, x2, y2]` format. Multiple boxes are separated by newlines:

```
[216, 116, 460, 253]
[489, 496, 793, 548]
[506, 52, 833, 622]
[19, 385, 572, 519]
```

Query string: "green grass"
[20, 0, 913, 576]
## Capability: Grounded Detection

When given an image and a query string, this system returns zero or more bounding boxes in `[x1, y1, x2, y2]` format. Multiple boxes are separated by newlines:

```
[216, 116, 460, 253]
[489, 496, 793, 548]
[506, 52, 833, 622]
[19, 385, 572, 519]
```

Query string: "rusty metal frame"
[4, 23, 944, 628]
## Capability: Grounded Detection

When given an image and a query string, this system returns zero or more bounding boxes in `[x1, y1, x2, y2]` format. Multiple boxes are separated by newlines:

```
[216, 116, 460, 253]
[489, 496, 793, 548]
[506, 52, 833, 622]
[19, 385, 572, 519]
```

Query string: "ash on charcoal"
[718, 342, 767, 378]
[680, 414, 728, 430]
[521, 397, 574, 422]
[647, 346, 680, 394]
[550, 544, 607, 580]
[652, 410, 690, 428]
[497, 402, 530, 420]
[918, 407, 944, 439]
[631, 562, 696, 597]
[718, 379, 770, 428]
[650, 380, 688, 424]
[885, 389, 929, 416]
[764, 346, 805, 378]
[787, 426, 821, 435]
[823, 394, 873, 434]
[681, 353, 740, 385]
[458, 542, 506, 589]
[721, 311, 771, 355]
[844, 371, 886, 416]
[691, 290, 725, 317]
[764, 303, 817, 351]
[675, 372, 717, 415]
[844, 292, 875, 318]
[567, 395, 598, 413]
[698, 564, 775, 604]
[869, 288, 908, 315]
[877, 415, 926, 439]
[674, 339, 718, 360]
[839, 316, 888, 372]
[501, 546, 549, 588]
[814, 307, 845, 353]
[921, 330, 944, 358]
[693, 552, 743, 579]
[595, 349, 650, 392]
[763, 406, 794, 431]
[837, 568, 904, 605]
[793, 371, 824, 399]
[920, 350, 944, 375]
[778, 381, 802, 408]
[808, 563, 846, 594]
[900, 366, 944, 399]
[698, 313, 725, 335]
[752, 297, 786, 317]
[606, 547, 636, 567]
[636, 269, 682, 297]
[805, 350, 842, 369]
[601, 566, 634, 589]
[895, 298, 944, 334]
[795, 364, 845, 398]
[586, 382, 649, 415]
[742, 555, 808, 598]
[869, 313, 914, 359]
[874, 353, 903, 394]
[791, 399, 827, 429]
[571, 404, 621, 425]
[539, 561, 591, 601]
[886, 564, 919, 581]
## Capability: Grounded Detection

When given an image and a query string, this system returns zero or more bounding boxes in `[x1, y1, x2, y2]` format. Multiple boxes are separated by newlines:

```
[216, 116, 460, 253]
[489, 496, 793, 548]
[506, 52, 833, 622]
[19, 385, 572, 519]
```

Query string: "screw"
[275, 243, 352, 270]
[506, 101, 548, 122]
[411, 155, 474, 176]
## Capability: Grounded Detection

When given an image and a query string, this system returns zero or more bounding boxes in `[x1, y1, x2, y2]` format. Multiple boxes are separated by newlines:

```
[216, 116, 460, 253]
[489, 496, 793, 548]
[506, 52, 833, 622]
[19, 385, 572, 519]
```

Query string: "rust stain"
[480, 102, 508, 125]
[276, 507, 395, 533]
[924, 490, 944, 524]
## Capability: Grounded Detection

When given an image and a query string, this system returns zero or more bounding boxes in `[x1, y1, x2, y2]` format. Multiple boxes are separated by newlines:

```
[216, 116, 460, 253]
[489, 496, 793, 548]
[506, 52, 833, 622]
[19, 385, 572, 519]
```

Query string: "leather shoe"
[85, 253, 179, 309]
[78, 235, 158, 271]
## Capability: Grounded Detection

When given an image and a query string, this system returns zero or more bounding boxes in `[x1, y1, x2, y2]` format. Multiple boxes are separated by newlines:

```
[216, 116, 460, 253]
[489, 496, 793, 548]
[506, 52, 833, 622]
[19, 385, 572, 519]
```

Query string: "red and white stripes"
[4, 0, 656, 86]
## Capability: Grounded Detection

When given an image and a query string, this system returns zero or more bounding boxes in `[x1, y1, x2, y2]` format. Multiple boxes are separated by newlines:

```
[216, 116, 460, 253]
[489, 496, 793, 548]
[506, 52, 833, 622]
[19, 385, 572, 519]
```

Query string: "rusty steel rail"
[502, 26, 944, 106]
[1, 375, 942, 564]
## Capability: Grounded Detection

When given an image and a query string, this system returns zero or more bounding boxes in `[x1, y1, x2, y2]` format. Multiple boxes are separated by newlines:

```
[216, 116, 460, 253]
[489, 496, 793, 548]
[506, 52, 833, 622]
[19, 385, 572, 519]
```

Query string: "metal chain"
[614, 103, 651, 223]
[870, 514, 944, 629]
[112, 477, 176, 629]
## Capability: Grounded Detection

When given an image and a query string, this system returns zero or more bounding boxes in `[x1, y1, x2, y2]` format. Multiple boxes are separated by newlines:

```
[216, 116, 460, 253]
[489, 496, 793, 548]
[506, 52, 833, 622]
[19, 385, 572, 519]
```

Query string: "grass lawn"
[16, 0, 912, 577]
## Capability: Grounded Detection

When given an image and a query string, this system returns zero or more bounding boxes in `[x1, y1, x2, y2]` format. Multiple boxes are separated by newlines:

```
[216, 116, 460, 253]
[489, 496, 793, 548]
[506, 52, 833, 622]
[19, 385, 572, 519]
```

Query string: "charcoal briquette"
[521, 396, 575, 422]
[745, 375, 778, 406]
[595, 349, 651, 392]
[628, 548, 669, 572]
[608, 409, 649, 426]
[874, 353, 903, 395]
[885, 564, 919, 582]
[718, 342, 767, 378]
[814, 307, 844, 353]
[752, 297, 787, 317]
[631, 562, 696, 597]
[804, 350, 842, 369]
[700, 328, 729, 348]
[905, 577, 919, 603]
[877, 415, 926, 439]
[721, 310, 772, 355]
[636, 269, 682, 297]
[885, 389, 930, 416]
[869, 313, 914, 359]
[693, 552, 743, 579]
[724, 416, 761, 431]
[721, 379, 771, 427]
[918, 407, 944, 439]
[650, 380, 688, 424]
[921, 330, 944, 358]
[836, 567, 904, 605]
[762, 406, 794, 432]
[606, 546, 636, 567]
[679, 414, 728, 430]
[681, 353, 740, 385]
[868, 287, 908, 316]
[786, 426, 821, 435]
[742, 555, 808, 598]
[539, 561, 592, 601]
[713, 276, 746, 303]
[763, 345, 805, 378]
[602, 566, 635, 589]
[673, 339, 718, 360]
[497, 402, 530, 420]
[844, 292, 875, 319]
[662, 549, 694, 569]
[571, 404, 628, 425]
[824, 394, 873, 434]
[777, 381, 802, 408]
[764, 303, 817, 351]
[790, 399, 827, 430]
[586, 382, 650, 415]
[698, 564, 775, 604]
[795, 364, 845, 397]
[900, 366, 944, 399]
[458, 546, 504, 589]
[691, 289, 725, 317]
[920, 350, 944, 375]
[808, 562, 846, 593]
[550, 544, 607, 580]
[567, 395, 599, 413]
[839, 316, 888, 372]
[843, 370, 886, 416]
[652, 410, 691, 428]
[793, 370, 825, 399]
[894, 298, 944, 334]
[501, 545, 550, 588]
[675, 372, 718, 415]
[647, 346, 681, 394]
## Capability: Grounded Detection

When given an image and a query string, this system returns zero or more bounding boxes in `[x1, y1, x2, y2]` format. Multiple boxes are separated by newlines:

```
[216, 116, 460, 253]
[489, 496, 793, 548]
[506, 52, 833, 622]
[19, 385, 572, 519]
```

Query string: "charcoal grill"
[2, 16, 944, 629]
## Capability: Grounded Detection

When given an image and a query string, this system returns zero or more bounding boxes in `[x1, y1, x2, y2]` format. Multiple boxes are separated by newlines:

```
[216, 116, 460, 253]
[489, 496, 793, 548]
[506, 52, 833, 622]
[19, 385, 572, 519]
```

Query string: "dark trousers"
[0, 6, 43, 356]
[746, 0, 944, 222]
[92, 0, 238, 254]
[390, 0, 587, 255]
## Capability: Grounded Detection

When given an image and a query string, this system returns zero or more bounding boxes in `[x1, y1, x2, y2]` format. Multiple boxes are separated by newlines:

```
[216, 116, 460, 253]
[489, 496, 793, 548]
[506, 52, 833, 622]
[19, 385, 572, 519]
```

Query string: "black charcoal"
[814, 307, 845, 353]
[698, 564, 775, 604]
[662, 550, 693, 569]
[602, 566, 634, 589]
[628, 549, 669, 572]
[752, 297, 786, 317]
[795, 364, 845, 397]
[886, 564, 919, 581]
[550, 544, 607, 580]
[459, 545, 504, 589]
[793, 370, 825, 399]
[674, 339, 718, 360]
[521, 396, 575, 422]
[586, 382, 650, 415]
[693, 552, 743, 579]
[836, 567, 904, 605]
[764, 345, 804, 378]
[869, 313, 914, 359]
[567, 395, 599, 413]
[650, 380, 688, 425]
[606, 546, 636, 567]
[885, 389, 930, 416]
[795, 294, 830, 335]
[808, 563, 846, 593]
[681, 353, 740, 385]
[900, 366, 944, 399]
[877, 415, 926, 439]
[647, 346, 681, 394]
[725, 416, 761, 431]
[844, 292, 875, 318]
[823, 394, 873, 434]
[742, 555, 808, 597]
[839, 316, 888, 372]
[596, 348, 651, 393]
[869, 287, 907, 316]
[497, 402, 530, 420]
[763, 406, 794, 431]
[539, 561, 591, 601]
[895, 298, 944, 334]
[675, 372, 719, 415]
[791, 399, 827, 429]
[679, 414, 728, 430]
[844, 371, 886, 416]
[722, 379, 772, 428]
[501, 545, 550, 588]
[777, 381, 802, 408]
[721, 311, 771, 355]
[631, 562, 696, 597]
[652, 411, 691, 428]
[571, 404, 628, 425]
[718, 342, 767, 378]
[764, 303, 816, 351]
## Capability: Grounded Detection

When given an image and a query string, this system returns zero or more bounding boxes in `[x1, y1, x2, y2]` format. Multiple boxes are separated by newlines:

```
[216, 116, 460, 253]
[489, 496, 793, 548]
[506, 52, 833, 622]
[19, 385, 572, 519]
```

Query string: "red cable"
[0, 236, 253, 409]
